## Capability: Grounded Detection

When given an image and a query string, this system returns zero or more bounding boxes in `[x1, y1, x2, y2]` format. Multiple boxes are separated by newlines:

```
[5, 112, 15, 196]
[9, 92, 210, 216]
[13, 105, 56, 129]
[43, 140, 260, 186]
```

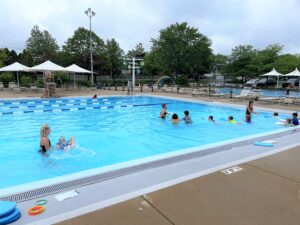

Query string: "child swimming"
[56, 136, 75, 151]
[182, 111, 192, 123]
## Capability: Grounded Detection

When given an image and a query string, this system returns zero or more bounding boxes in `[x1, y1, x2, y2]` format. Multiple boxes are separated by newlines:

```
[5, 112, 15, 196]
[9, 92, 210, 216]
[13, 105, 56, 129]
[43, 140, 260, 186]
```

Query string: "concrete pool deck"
[1, 88, 300, 225]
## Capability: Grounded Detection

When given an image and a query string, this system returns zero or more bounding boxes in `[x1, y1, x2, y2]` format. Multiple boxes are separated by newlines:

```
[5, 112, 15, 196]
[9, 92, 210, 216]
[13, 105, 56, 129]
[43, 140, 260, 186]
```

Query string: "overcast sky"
[1, 0, 300, 55]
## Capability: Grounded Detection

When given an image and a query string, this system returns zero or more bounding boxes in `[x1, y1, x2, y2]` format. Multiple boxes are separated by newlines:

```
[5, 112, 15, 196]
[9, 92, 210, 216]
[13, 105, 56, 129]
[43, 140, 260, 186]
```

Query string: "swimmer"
[272, 112, 279, 118]
[182, 111, 192, 123]
[208, 115, 216, 123]
[40, 124, 51, 153]
[56, 136, 75, 151]
[246, 100, 257, 114]
[291, 112, 299, 126]
[171, 113, 180, 124]
[92, 94, 97, 99]
[245, 112, 251, 123]
[160, 103, 169, 118]
[228, 116, 240, 125]
[284, 118, 292, 127]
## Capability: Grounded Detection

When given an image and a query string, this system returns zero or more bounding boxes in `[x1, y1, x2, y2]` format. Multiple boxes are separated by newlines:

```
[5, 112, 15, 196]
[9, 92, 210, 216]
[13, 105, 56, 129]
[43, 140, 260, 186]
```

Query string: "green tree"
[143, 51, 161, 80]
[62, 27, 107, 81]
[105, 38, 124, 83]
[274, 54, 299, 74]
[226, 45, 257, 82]
[26, 25, 59, 63]
[126, 43, 145, 58]
[253, 44, 283, 75]
[18, 49, 34, 66]
[151, 22, 212, 78]
[0, 48, 8, 67]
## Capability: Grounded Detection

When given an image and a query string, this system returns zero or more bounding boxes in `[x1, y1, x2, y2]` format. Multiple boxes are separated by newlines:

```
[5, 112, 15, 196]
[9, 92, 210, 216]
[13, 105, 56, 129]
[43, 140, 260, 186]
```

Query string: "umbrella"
[260, 68, 283, 87]
[64, 64, 91, 85]
[0, 62, 30, 90]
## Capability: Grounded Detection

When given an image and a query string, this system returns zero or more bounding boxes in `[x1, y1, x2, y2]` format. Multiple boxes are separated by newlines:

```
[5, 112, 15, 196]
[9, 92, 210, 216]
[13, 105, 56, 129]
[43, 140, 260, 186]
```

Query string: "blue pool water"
[0, 96, 290, 190]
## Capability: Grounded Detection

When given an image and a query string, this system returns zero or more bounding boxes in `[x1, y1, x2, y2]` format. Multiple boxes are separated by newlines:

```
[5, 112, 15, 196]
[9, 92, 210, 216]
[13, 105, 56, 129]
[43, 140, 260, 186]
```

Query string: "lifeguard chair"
[42, 71, 59, 98]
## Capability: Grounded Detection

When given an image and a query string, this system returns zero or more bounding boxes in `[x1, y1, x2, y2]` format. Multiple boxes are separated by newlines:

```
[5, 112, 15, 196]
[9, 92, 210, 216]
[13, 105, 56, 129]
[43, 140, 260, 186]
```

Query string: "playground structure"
[155, 75, 176, 88]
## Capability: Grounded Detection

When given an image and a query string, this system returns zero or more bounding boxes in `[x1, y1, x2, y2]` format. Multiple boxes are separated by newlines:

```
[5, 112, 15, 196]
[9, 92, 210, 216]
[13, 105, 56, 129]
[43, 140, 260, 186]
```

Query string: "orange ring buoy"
[28, 205, 45, 216]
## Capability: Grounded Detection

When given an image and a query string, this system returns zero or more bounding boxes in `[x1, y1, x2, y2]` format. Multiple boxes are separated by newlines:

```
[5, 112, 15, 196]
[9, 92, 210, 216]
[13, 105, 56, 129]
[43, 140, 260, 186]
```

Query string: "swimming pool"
[218, 87, 300, 97]
[0, 96, 291, 193]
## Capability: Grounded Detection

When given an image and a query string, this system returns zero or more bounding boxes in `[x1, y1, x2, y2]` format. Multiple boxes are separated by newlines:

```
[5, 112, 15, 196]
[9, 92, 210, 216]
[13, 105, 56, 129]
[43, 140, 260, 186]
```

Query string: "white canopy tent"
[64, 64, 91, 85]
[260, 68, 283, 87]
[282, 68, 300, 77]
[0, 62, 30, 89]
[29, 60, 65, 72]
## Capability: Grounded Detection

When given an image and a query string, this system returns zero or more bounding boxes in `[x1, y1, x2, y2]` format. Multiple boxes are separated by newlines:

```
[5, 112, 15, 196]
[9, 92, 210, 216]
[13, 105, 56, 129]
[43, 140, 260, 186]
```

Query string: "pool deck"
[1, 89, 300, 225]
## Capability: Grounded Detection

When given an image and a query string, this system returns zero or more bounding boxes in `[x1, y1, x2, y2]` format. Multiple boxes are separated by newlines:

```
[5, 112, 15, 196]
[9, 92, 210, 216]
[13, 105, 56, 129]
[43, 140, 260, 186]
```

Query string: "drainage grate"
[1, 129, 297, 202]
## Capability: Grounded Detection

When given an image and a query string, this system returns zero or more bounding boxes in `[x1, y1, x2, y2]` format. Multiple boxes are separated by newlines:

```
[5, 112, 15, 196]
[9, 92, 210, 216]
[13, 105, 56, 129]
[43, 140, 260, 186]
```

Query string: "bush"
[0, 72, 13, 87]
[35, 80, 44, 88]
[20, 76, 32, 88]
[175, 75, 188, 86]
[77, 80, 91, 87]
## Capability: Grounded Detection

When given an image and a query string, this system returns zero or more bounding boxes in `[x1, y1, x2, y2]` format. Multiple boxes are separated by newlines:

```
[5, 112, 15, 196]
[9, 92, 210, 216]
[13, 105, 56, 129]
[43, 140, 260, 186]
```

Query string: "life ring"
[28, 205, 45, 216]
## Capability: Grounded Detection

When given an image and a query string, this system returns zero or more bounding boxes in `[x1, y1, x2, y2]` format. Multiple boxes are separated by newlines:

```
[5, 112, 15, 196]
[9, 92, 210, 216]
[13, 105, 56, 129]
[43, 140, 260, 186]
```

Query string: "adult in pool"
[40, 124, 51, 153]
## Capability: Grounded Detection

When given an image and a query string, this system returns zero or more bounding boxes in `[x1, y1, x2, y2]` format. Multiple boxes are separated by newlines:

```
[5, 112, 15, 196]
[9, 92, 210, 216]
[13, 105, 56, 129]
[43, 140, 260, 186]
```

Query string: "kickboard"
[0, 208, 21, 224]
[0, 201, 16, 217]
[254, 141, 273, 147]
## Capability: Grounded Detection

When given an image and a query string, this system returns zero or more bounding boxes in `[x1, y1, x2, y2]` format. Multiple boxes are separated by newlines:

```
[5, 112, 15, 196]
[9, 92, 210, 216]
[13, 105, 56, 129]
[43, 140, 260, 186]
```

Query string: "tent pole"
[17, 71, 20, 92]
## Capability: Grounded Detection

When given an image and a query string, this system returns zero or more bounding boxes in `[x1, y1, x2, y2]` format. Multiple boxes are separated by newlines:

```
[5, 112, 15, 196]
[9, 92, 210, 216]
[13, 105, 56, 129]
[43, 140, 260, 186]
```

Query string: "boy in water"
[56, 136, 75, 151]
[182, 111, 192, 123]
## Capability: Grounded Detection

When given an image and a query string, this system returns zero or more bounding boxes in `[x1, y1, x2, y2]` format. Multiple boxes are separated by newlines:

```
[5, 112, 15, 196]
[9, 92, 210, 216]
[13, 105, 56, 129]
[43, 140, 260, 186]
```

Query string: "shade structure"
[64, 64, 91, 85]
[29, 60, 65, 72]
[282, 68, 300, 77]
[260, 68, 283, 87]
[0, 62, 31, 89]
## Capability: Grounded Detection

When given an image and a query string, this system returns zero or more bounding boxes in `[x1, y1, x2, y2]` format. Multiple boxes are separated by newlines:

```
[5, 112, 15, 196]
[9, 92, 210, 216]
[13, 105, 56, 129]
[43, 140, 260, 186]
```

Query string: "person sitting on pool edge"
[56, 136, 75, 151]
[182, 110, 192, 123]
[160, 103, 170, 118]
[171, 113, 180, 124]
[40, 124, 51, 153]
[291, 112, 299, 126]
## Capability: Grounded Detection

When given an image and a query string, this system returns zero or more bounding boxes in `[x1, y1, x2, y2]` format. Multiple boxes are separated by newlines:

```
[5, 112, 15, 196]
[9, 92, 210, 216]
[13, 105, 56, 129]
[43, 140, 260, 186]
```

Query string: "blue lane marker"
[0, 102, 172, 115]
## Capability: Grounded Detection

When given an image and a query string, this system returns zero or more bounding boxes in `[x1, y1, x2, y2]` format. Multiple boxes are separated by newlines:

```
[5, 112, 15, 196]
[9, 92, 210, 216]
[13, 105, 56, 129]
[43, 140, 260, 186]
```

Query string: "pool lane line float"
[254, 141, 273, 147]
[28, 205, 45, 216]
[35, 199, 48, 205]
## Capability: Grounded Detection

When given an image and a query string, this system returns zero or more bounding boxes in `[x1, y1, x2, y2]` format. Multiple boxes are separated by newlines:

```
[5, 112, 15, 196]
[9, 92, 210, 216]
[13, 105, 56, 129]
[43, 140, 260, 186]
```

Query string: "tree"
[150, 22, 212, 78]
[126, 43, 145, 58]
[253, 44, 283, 75]
[226, 45, 257, 82]
[143, 51, 161, 80]
[274, 54, 300, 74]
[62, 27, 107, 79]
[0, 48, 8, 67]
[105, 38, 124, 83]
[26, 25, 59, 63]
[18, 49, 34, 66]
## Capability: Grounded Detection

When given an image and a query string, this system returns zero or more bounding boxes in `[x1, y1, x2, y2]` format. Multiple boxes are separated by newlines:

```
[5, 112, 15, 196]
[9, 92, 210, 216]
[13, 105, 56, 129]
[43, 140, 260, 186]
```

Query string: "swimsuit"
[40, 138, 51, 153]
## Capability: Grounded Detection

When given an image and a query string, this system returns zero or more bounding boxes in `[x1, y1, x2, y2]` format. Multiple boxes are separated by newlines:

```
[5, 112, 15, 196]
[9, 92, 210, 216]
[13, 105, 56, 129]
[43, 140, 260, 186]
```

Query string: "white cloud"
[0, 0, 300, 54]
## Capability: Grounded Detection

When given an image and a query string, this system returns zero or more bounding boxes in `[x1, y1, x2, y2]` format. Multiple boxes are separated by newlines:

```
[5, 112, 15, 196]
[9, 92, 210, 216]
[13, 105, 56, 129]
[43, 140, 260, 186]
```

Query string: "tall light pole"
[85, 8, 96, 86]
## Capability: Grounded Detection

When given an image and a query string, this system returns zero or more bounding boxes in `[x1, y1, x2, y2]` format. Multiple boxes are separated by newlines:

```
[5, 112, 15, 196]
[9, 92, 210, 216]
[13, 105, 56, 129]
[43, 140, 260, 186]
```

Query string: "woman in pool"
[56, 136, 75, 151]
[160, 103, 168, 118]
[171, 113, 180, 124]
[40, 124, 51, 153]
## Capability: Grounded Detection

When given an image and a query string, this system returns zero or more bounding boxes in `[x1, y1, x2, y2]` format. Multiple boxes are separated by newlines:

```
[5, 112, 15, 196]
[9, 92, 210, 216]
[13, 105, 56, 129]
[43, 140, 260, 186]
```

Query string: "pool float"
[28, 205, 45, 216]
[254, 141, 273, 147]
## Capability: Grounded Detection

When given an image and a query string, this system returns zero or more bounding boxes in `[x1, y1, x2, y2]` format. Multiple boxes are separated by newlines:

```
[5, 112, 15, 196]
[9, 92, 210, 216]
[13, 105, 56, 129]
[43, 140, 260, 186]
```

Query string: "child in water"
[182, 111, 192, 123]
[171, 113, 180, 124]
[228, 116, 239, 124]
[56, 136, 75, 151]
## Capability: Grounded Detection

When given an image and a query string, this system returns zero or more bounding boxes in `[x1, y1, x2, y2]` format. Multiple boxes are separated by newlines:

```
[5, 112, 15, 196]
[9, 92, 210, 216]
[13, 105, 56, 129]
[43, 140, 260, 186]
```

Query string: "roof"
[64, 64, 91, 73]
[0, 62, 30, 72]
[29, 60, 65, 72]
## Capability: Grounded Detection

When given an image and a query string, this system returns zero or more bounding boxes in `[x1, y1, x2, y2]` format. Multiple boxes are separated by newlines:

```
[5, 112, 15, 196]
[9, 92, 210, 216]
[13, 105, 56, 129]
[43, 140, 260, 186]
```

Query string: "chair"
[259, 97, 281, 104]
[231, 88, 251, 100]
[0, 82, 4, 91]
[281, 96, 295, 105]
[192, 88, 209, 96]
